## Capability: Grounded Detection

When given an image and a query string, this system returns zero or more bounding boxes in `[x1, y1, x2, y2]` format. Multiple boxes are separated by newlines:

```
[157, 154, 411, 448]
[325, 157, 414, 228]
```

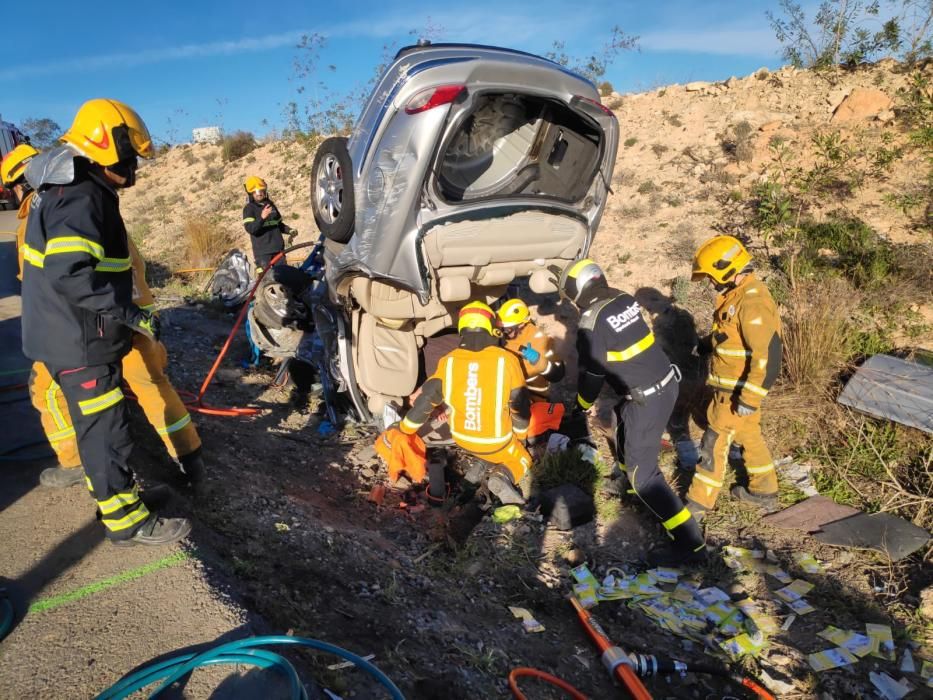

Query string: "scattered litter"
[837, 354, 933, 434]
[815, 512, 931, 562]
[793, 552, 824, 574]
[774, 579, 814, 603]
[274, 522, 290, 533]
[780, 614, 797, 631]
[316, 419, 337, 437]
[366, 484, 386, 506]
[327, 654, 375, 671]
[720, 632, 767, 660]
[761, 495, 859, 533]
[492, 505, 523, 524]
[509, 606, 545, 633]
[546, 432, 571, 453]
[899, 648, 916, 673]
[867, 623, 896, 661]
[808, 647, 859, 672]
[869, 672, 912, 700]
[785, 598, 815, 615]
[818, 626, 873, 657]
[781, 460, 819, 497]
[921, 661, 933, 687]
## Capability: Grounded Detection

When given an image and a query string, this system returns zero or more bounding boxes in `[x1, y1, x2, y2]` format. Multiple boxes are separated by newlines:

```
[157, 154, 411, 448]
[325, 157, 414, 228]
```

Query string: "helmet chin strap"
[106, 157, 138, 188]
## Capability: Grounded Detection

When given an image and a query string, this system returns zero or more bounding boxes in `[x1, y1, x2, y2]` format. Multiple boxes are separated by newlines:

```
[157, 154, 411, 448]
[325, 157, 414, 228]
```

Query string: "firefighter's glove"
[519, 345, 541, 364]
[693, 334, 713, 356]
[128, 308, 161, 342]
[734, 399, 757, 417]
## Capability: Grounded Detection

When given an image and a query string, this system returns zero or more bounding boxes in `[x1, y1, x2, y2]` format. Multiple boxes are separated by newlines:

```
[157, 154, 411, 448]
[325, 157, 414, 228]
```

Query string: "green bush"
[222, 131, 258, 163]
[624, 137, 637, 148]
[797, 214, 896, 290]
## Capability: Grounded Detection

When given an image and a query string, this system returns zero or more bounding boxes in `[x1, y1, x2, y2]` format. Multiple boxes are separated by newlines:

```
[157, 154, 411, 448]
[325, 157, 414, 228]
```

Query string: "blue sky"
[0, 0, 785, 144]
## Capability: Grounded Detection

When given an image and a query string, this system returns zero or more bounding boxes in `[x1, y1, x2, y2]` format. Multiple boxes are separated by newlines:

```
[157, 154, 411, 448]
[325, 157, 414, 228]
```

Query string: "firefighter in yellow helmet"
[686, 235, 782, 517]
[1, 144, 39, 281]
[242, 175, 294, 271]
[394, 301, 533, 504]
[20, 99, 191, 545]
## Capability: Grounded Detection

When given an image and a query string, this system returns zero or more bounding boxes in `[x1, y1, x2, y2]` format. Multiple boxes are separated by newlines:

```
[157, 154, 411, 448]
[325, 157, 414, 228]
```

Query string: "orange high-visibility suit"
[19, 226, 201, 468]
[687, 274, 782, 510]
[399, 344, 532, 483]
[502, 321, 566, 437]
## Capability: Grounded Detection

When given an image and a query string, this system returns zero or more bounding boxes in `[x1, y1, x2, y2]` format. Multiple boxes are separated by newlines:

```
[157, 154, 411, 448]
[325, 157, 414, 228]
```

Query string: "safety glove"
[519, 344, 541, 364]
[127, 307, 161, 342]
[734, 398, 757, 417]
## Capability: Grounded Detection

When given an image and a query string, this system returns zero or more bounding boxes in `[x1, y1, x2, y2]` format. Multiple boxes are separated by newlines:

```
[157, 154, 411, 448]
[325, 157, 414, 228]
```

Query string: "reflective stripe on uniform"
[45, 236, 105, 259]
[23, 244, 45, 268]
[48, 426, 76, 442]
[693, 471, 723, 489]
[95, 256, 132, 273]
[662, 507, 693, 531]
[746, 463, 775, 474]
[77, 386, 124, 416]
[577, 393, 594, 409]
[139, 303, 156, 312]
[449, 429, 511, 447]
[708, 374, 768, 397]
[156, 413, 192, 436]
[46, 381, 68, 430]
[102, 504, 150, 532]
[494, 356, 504, 437]
[606, 332, 655, 362]
[400, 416, 421, 433]
[243, 218, 256, 223]
[98, 489, 141, 515]
[714, 346, 752, 358]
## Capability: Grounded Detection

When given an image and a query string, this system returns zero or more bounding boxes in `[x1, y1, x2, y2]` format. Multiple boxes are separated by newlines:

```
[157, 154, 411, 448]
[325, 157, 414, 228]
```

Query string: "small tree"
[20, 117, 62, 149]
[545, 26, 639, 83]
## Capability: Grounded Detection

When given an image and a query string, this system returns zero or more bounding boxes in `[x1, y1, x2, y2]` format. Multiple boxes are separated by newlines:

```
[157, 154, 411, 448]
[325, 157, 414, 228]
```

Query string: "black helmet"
[556, 258, 606, 307]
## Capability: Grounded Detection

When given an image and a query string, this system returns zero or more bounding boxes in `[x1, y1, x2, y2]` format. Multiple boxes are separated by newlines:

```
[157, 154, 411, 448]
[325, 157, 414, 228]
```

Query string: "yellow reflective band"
[23, 244, 45, 268]
[46, 381, 68, 430]
[746, 463, 775, 474]
[708, 374, 768, 397]
[606, 332, 655, 362]
[494, 356, 504, 438]
[662, 507, 693, 531]
[157, 413, 192, 436]
[95, 257, 132, 273]
[85, 475, 94, 492]
[77, 387, 124, 416]
[577, 394, 594, 409]
[139, 303, 156, 312]
[714, 346, 752, 358]
[693, 471, 723, 489]
[400, 416, 421, 433]
[567, 259, 592, 279]
[102, 504, 150, 532]
[98, 489, 141, 515]
[264, 218, 282, 227]
[242, 217, 256, 223]
[45, 236, 105, 260]
[48, 426, 76, 442]
[449, 429, 511, 446]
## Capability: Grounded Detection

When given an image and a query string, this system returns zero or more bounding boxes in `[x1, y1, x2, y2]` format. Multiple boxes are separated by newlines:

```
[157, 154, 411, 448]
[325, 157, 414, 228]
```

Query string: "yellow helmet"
[496, 298, 530, 328]
[1, 144, 39, 185]
[244, 176, 267, 193]
[60, 99, 153, 166]
[692, 235, 752, 285]
[458, 301, 495, 334]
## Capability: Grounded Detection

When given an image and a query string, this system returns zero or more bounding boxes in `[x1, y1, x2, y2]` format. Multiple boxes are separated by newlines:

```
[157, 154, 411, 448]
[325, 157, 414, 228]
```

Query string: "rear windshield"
[436, 93, 602, 204]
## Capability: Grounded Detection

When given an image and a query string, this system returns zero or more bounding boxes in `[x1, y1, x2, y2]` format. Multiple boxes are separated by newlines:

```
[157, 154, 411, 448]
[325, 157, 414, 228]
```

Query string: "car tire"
[310, 137, 354, 243]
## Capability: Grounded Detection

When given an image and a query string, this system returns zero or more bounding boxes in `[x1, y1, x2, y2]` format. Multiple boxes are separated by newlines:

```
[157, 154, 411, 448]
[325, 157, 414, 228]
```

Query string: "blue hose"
[95, 634, 405, 700]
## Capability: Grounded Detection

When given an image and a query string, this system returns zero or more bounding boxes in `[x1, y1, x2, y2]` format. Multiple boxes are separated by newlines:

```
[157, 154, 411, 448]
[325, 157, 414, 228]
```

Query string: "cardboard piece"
[815, 512, 931, 562]
[761, 495, 859, 533]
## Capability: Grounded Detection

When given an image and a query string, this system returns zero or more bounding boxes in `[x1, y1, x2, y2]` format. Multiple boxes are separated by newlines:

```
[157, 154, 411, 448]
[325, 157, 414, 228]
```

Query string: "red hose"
[508, 668, 587, 700]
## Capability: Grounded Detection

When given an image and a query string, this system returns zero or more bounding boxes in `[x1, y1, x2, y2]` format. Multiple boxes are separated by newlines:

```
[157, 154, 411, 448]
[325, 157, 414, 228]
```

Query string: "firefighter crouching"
[497, 298, 566, 439]
[384, 302, 533, 505]
[20, 99, 190, 545]
[686, 236, 782, 517]
[558, 259, 706, 564]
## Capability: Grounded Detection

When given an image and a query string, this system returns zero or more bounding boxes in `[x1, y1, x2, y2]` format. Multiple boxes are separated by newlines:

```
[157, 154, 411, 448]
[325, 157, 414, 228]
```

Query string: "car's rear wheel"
[311, 137, 354, 243]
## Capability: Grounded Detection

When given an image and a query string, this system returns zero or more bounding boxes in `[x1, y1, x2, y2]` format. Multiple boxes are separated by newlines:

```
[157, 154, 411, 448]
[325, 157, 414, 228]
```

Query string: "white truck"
[1, 115, 28, 209]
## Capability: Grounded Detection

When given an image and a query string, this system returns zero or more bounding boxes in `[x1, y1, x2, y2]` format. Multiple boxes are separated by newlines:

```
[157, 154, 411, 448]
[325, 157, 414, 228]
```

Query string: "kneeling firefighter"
[558, 259, 705, 564]
[389, 301, 533, 505]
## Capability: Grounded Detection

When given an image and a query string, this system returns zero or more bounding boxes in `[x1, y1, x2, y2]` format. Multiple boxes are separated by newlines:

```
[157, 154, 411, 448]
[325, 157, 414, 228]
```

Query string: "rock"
[759, 119, 783, 133]
[920, 585, 933, 621]
[360, 467, 375, 479]
[754, 67, 770, 80]
[539, 484, 595, 530]
[562, 547, 586, 566]
[603, 94, 624, 110]
[357, 445, 376, 461]
[832, 88, 894, 123]
[876, 109, 896, 124]
[685, 81, 711, 92]
[725, 76, 738, 88]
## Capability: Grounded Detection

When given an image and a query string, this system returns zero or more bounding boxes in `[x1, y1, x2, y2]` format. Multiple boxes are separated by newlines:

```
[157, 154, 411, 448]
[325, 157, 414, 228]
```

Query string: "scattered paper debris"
[867, 623, 896, 661]
[899, 648, 915, 673]
[818, 626, 873, 657]
[509, 606, 545, 633]
[869, 672, 912, 700]
[774, 579, 814, 603]
[546, 432, 571, 453]
[809, 647, 859, 672]
[781, 614, 797, 631]
[786, 598, 816, 615]
[793, 552, 824, 574]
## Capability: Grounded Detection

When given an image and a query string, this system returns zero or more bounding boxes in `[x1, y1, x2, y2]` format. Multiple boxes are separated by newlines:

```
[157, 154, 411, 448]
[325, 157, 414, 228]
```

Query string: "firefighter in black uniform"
[242, 176, 293, 271]
[21, 99, 191, 546]
[558, 259, 706, 564]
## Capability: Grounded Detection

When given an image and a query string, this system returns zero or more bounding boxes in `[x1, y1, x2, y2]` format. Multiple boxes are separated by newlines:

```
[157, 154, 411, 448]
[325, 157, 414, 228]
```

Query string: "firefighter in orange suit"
[686, 236, 782, 516]
[396, 301, 532, 504]
[496, 298, 566, 437]
[3, 121, 203, 494]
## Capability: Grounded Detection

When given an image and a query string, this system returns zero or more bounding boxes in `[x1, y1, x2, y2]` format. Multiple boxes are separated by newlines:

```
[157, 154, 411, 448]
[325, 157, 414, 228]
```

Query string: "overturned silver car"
[251, 41, 619, 426]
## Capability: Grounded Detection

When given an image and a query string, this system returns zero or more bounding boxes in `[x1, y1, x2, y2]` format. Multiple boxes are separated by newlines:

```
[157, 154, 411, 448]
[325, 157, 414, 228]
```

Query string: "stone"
[759, 120, 783, 133]
[562, 547, 586, 566]
[725, 76, 738, 88]
[360, 467, 375, 479]
[832, 88, 894, 123]
[539, 484, 595, 530]
[685, 81, 711, 92]
[875, 109, 896, 124]
[754, 67, 770, 80]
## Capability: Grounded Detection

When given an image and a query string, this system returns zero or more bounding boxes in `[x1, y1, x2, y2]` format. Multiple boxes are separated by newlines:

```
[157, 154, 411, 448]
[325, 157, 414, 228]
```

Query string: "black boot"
[111, 515, 191, 547]
[730, 486, 779, 512]
[39, 466, 85, 488]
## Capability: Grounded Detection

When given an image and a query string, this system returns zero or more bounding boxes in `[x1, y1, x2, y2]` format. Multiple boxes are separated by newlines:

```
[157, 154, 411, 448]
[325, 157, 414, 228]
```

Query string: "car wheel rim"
[315, 154, 343, 225]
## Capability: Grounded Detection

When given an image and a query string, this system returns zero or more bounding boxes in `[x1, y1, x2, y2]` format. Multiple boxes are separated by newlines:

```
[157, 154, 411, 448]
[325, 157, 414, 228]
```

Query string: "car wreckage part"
[569, 597, 775, 700]
[311, 137, 355, 243]
[507, 667, 586, 700]
[93, 634, 404, 700]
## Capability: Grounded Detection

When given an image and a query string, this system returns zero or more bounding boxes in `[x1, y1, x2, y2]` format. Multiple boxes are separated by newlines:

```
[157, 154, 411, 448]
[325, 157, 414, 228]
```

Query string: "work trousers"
[687, 391, 778, 510]
[29, 334, 200, 468]
[617, 381, 704, 553]
[469, 434, 532, 484]
[47, 363, 150, 540]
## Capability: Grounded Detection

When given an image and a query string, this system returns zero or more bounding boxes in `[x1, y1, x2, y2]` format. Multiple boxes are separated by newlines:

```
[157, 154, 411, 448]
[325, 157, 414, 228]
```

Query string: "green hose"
[94, 634, 405, 700]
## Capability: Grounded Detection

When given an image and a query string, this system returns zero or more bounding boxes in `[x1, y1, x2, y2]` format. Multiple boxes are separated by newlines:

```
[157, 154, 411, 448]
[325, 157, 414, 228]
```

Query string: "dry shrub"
[221, 131, 257, 163]
[782, 276, 855, 390]
[183, 217, 235, 268]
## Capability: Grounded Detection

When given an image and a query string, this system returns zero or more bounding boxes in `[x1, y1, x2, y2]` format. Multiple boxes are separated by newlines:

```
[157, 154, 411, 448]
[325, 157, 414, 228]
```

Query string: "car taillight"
[573, 95, 615, 117]
[405, 85, 466, 115]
